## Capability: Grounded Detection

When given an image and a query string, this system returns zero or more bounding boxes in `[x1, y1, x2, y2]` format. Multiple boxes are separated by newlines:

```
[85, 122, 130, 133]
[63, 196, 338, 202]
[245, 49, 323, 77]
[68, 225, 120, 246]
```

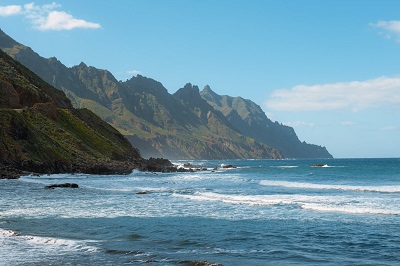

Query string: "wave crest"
[260, 180, 400, 193]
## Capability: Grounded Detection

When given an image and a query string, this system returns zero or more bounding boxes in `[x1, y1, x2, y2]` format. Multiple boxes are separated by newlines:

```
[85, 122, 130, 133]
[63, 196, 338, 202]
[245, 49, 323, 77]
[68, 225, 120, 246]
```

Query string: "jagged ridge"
[200, 86, 332, 158]
[0, 28, 331, 159]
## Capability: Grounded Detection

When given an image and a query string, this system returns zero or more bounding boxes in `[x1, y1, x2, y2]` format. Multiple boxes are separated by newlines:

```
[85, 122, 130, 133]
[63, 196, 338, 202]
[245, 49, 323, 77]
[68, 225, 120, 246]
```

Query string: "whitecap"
[301, 203, 400, 215]
[260, 180, 400, 193]
[173, 192, 400, 215]
[270, 166, 299, 168]
[173, 192, 332, 207]
[0, 228, 99, 252]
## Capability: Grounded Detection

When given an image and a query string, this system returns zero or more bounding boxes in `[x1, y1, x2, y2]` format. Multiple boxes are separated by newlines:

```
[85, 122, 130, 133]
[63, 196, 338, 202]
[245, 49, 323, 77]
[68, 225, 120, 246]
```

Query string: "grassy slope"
[0, 49, 140, 171]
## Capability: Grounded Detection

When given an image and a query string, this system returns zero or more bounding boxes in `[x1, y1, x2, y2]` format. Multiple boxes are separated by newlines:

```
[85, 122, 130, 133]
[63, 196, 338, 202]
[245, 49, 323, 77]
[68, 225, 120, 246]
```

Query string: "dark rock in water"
[179, 261, 222, 266]
[310, 164, 326, 167]
[222, 164, 236, 169]
[45, 183, 79, 189]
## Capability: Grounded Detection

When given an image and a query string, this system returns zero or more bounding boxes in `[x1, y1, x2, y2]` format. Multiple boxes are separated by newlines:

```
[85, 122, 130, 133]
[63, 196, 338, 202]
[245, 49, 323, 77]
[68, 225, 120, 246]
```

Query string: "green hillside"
[0, 49, 142, 177]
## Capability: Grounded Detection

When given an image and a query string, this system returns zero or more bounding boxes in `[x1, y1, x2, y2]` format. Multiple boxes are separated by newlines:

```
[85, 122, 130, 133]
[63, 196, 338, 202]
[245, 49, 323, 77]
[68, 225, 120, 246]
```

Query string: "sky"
[1, 0, 399, 158]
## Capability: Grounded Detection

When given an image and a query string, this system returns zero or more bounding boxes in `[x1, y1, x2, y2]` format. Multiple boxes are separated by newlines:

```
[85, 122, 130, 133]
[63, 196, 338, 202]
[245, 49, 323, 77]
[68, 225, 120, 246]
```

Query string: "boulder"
[222, 164, 236, 169]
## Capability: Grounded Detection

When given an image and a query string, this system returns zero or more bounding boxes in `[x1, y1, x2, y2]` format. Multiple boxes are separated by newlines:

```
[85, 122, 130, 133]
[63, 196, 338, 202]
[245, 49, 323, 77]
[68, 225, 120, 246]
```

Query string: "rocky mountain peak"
[200, 85, 222, 103]
[77, 62, 88, 68]
[174, 83, 203, 104]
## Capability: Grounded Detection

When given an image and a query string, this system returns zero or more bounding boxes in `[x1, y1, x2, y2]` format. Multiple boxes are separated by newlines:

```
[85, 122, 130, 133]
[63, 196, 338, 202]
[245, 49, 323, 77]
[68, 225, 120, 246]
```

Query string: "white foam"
[301, 203, 400, 215]
[83, 186, 136, 192]
[173, 192, 400, 215]
[0, 228, 17, 237]
[175, 192, 287, 206]
[0, 228, 98, 252]
[0, 208, 47, 217]
[173, 192, 337, 206]
[271, 166, 298, 168]
[260, 180, 400, 193]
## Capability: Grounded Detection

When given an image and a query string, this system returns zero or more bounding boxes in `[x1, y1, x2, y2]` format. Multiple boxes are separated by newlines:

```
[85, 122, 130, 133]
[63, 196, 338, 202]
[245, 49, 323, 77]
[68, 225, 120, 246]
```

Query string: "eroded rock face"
[0, 80, 20, 108]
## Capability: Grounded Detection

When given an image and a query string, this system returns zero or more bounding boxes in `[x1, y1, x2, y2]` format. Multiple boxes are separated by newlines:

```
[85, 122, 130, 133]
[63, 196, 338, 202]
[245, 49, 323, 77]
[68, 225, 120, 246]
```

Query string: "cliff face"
[0, 49, 142, 177]
[200, 86, 332, 158]
[173, 83, 283, 159]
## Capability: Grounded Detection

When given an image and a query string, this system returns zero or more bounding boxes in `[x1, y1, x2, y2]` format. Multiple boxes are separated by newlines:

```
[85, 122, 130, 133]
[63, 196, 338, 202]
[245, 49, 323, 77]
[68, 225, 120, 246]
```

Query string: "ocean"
[1, 158, 400, 265]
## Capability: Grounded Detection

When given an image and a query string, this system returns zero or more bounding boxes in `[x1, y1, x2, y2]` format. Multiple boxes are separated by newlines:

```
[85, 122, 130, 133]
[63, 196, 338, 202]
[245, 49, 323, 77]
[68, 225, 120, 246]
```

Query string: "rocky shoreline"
[0, 157, 184, 179]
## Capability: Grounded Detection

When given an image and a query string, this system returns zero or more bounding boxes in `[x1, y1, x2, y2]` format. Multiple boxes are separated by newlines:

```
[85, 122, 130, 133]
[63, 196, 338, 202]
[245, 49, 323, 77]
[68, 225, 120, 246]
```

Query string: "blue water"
[1, 158, 400, 265]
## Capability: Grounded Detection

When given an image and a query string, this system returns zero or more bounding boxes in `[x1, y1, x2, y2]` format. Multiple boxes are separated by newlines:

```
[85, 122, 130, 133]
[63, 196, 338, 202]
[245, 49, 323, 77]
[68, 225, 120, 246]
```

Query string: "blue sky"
[1, 1, 400, 158]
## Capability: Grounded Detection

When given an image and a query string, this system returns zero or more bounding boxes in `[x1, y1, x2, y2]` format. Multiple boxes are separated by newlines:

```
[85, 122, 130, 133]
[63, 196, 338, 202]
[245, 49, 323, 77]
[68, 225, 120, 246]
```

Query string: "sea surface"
[1, 158, 400, 265]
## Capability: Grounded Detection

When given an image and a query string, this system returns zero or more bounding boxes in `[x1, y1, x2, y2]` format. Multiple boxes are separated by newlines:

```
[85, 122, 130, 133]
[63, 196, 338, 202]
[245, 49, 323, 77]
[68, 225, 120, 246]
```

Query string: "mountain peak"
[174, 83, 202, 102]
[200, 85, 221, 103]
[78, 62, 88, 68]
[181, 83, 199, 92]
[124, 74, 169, 95]
[0, 28, 21, 50]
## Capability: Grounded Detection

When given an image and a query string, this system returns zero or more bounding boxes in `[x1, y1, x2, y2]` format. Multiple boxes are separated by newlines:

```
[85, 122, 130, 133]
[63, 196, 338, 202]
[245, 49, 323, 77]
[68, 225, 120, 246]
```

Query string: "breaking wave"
[260, 180, 400, 193]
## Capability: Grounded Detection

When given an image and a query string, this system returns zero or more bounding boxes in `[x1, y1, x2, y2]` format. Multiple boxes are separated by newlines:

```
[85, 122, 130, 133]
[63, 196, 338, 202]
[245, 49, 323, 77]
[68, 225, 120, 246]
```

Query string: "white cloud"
[36, 11, 101, 30]
[0, 2, 101, 31]
[372, 20, 400, 40]
[265, 76, 400, 111]
[0, 5, 22, 16]
[127, 69, 142, 76]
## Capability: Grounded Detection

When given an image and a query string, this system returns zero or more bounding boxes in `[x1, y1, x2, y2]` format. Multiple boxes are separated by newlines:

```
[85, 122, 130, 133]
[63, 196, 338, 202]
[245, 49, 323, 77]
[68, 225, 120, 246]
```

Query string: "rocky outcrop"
[136, 157, 182, 173]
[0, 157, 183, 179]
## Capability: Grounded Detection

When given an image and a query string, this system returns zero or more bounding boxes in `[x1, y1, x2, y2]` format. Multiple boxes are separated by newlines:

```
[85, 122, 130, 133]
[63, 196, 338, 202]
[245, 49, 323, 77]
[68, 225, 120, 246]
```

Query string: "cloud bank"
[266, 76, 400, 111]
[0, 2, 101, 31]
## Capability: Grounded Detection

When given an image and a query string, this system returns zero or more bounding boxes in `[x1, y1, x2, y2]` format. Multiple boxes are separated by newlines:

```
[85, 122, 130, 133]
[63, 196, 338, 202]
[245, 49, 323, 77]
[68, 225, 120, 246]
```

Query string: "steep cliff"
[200, 86, 332, 158]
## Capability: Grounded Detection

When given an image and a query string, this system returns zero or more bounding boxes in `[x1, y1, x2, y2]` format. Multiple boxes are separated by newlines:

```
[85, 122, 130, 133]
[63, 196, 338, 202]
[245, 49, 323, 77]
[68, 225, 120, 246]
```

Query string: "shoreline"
[0, 157, 183, 179]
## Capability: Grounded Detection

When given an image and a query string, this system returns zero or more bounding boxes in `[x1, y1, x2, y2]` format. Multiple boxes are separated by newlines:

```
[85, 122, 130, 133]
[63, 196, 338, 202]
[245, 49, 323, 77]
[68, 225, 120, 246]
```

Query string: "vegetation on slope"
[0, 49, 142, 177]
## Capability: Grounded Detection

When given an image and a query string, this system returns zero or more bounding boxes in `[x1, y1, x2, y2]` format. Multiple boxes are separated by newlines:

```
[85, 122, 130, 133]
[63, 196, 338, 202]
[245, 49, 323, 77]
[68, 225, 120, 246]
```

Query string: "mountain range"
[0, 29, 332, 159]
